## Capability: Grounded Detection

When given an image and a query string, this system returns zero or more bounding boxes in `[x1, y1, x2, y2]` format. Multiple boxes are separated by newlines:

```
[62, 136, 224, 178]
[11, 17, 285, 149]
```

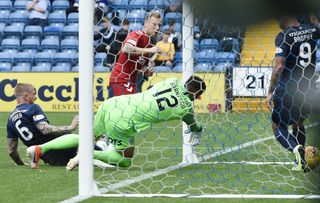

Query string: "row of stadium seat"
[0, 10, 78, 24]
[0, 0, 180, 12]
[0, 0, 71, 12]
[1, 38, 78, 53]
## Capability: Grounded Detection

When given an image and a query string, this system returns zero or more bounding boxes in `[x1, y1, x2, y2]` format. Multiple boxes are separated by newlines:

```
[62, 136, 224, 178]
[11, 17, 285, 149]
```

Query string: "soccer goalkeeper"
[27, 75, 206, 170]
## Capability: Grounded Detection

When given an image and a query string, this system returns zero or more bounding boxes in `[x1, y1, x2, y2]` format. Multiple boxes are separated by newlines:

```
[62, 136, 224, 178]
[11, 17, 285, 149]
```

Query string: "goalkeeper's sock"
[292, 126, 306, 147]
[94, 150, 131, 168]
[274, 126, 297, 152]
[41, 134, 79, 154]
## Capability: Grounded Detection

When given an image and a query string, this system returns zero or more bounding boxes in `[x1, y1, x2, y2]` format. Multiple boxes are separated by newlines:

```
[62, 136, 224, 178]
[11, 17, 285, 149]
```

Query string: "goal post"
[78, 0, 95, 198]
[70, 0, 320, 201]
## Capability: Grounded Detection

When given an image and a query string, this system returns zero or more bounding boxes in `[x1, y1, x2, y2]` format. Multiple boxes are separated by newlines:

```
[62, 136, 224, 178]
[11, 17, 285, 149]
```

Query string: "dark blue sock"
[274, 126, 298, 152]
[293, 126, 306, 147]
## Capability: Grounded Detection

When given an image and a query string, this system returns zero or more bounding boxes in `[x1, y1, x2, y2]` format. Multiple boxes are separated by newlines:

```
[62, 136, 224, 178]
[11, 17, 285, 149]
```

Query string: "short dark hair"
[185, 75, 206, 94]
[122, 19, 130, 26]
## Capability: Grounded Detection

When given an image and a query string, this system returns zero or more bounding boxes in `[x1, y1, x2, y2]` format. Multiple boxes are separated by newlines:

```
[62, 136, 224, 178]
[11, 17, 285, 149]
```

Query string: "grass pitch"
[0, 112, 319, 203]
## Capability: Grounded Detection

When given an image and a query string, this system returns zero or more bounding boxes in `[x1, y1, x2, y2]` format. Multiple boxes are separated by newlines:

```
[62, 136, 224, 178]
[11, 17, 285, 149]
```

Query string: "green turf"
[0, 112, 319, 203]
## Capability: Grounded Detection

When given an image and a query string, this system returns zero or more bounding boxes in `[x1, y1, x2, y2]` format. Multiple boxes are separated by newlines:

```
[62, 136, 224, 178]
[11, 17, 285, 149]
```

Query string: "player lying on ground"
[6, 83, 79, 168]
[266, 14, 320, 173]
[26, 75, 206, 170]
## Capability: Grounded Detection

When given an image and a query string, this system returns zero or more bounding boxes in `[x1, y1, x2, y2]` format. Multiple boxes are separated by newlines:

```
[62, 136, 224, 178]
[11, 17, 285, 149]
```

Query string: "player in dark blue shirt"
[266, 15, 320, 173]
[7, 83, 79, 168]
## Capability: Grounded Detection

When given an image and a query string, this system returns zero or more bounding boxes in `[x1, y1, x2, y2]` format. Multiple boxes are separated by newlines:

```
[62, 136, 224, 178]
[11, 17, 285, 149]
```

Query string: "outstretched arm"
[182, 112, 202, 132]
[35, 115, 79, 136]
[7, 138, 25, 165]
[122, 43, 161, 56]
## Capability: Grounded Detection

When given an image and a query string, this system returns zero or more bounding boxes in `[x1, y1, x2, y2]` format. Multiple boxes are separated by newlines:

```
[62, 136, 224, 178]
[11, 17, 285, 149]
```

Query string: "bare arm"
[268, 57, 284, 94]
[26, 0, 46, 13]
[266, 56, 284, 110]
[7, 138, 25, 165]
[122, 43, 160, 56]
[35, 115, 79, 136]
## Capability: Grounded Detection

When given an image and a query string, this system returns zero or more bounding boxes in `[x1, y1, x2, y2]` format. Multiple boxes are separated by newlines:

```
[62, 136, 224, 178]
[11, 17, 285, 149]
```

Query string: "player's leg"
[26, 134, 79, 169]
[66, 149, 132, 171]
[292, 121, 306, 147]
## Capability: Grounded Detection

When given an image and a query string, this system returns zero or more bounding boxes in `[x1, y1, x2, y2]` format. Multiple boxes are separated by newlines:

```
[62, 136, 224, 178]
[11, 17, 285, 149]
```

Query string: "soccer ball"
[305, 146, 320, 169]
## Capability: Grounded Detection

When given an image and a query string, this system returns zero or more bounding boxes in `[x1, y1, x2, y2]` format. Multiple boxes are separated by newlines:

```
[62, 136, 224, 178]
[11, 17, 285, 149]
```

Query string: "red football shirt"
[109, 30, 152, 85]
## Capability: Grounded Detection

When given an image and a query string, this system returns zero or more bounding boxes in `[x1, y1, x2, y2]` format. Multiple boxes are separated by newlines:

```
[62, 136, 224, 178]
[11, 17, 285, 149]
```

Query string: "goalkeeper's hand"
[186, 128, 203, 146]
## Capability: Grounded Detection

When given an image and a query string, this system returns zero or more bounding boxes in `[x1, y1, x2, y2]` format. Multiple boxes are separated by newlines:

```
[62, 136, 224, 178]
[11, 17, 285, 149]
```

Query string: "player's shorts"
[41, 148, 78, 166]
[272, 88, 311, 126]
[108, 82, 136, 98]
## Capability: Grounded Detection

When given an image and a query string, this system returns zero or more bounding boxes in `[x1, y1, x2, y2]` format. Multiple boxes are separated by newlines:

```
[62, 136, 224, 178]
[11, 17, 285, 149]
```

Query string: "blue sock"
[292, 126, 306, 147]
[274, 126, 298, 152]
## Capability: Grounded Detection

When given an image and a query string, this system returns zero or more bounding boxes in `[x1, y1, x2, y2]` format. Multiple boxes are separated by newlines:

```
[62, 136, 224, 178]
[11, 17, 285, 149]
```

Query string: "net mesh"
[92, 0, 320, 196]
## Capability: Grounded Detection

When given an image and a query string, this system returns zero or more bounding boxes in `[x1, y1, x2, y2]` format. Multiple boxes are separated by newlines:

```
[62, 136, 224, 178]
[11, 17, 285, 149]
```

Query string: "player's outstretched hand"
[266, 92, 273, 111]
[70, 115, 79, 131]
[150, 46, 161, 54]
[189, 131, 202, 146]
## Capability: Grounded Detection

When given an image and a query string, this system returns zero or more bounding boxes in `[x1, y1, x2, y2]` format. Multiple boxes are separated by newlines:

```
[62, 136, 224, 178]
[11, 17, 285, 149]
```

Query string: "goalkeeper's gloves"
[185, 127, 203, 146]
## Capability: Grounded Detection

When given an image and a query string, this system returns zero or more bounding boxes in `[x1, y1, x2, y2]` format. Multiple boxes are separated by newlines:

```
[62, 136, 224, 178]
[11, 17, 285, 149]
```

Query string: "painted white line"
[199, 161, 294, 165]
[97, 194, 320, 199]
[99, 121, 319, 194]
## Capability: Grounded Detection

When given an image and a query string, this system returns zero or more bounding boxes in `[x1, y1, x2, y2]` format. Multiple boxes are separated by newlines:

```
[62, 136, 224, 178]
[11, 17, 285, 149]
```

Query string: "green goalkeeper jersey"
[94, 78, 201, 148]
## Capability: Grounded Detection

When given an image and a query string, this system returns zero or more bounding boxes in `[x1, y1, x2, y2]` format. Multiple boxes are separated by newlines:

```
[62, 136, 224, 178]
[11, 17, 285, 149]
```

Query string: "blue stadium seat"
[67, 12, 78, 24]
[200, 38, 219, 50]
[110, 0, 129, 10]
[213, 63, 229, 72]
[195, 62, 213, 72]
[13, 0, 28, 10]
[94, 66, 110, 72]
[317, 39, 320, 47]
[41, 38, 60, 53]
[60, 38, 78, 53]
[316, 63, 320, 73]
[129, 0, 148, 10]
[194, 40, 200, 51]
[52, 0, 70, 11]
[48, 12, 66, 25]
[9, 11, 28, 23]
[0, 22, 5, 33]
[154, 66, 172, 72]
[1, 38, 20, 52]
[0, 10, 9, 23]
[194, 49, 216, 63]
[11, 65, 30, 72]
[0, 52, 13, 71]
[11, 52, 33, 72]
[214, 52, 236, 65]
[126, 9, 145, 23]
[71, 66, 78, 72]
[4, 24, 24, 39]
[62, 24, 78, 39]
[54, 52, 73, 68]
[43, 25, 63, 40]
[0, 1, 12, 10]
[165, 12, 183, 23]
[31, 65, 51, 72]
[316, 51, 320, 62]
[174, 51, 182, 64]
[73, 53, 78, 66]
[24, 25, 43, 39]
[21, 38, 40, 54]
[34, 52, 54, 70]
[95, 53, 107, 66]
[148, 0, 167, 10]
[51, 65, 70, 72]
[172, 63, 182, 72]
[129, 22, 143, 31]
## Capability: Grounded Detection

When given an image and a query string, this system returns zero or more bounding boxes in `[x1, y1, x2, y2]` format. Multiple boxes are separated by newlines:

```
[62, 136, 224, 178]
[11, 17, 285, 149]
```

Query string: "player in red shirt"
[109, 11, 162, 97]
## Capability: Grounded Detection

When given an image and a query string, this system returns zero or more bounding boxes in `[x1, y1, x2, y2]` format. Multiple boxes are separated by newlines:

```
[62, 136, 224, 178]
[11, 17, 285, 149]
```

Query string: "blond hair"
[14, 83, 34, 98]
[144, 10, 161, 22]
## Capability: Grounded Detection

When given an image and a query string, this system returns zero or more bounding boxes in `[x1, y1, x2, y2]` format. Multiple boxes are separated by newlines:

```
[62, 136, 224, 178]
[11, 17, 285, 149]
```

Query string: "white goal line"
[200, 161, 294, 165]
[98, 121, 319, 194]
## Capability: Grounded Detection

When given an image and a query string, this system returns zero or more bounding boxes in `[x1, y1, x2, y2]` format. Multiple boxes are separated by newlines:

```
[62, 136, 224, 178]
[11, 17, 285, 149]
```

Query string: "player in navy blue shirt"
[7, 83, 79, 167]
[266, 15, 320, 173]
